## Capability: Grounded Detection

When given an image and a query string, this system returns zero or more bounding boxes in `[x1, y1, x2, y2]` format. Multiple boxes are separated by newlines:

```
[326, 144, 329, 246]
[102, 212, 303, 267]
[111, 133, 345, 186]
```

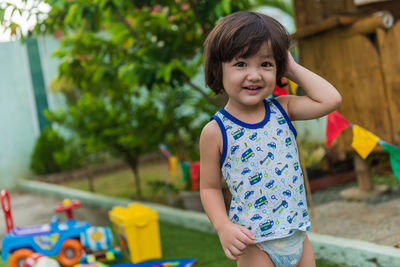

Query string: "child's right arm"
[199, 120, 255, 261]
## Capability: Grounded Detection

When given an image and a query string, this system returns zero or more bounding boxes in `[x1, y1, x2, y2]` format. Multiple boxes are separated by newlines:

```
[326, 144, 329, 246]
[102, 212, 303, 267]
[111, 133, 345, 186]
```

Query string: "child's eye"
[261, 62, 273, 67]
[234, 62, 246, 67]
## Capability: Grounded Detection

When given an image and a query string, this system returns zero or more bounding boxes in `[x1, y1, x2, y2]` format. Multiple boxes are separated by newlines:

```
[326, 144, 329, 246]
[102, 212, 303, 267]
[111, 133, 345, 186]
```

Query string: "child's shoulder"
[201, 119, 220, 138]
[200, 120, 222, 146]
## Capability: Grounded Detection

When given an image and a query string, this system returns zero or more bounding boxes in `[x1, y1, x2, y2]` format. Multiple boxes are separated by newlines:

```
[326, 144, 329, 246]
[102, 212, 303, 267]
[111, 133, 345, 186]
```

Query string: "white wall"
[0, 36, 61, 188]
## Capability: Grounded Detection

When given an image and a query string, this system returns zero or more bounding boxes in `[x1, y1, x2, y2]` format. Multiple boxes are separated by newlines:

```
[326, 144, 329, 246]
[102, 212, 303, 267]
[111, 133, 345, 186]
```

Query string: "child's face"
[222, 42, 276, 108]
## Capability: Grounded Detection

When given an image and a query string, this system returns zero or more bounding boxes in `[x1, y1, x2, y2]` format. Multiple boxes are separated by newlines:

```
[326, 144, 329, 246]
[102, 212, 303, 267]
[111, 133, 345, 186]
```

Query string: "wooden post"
[341, 11, 394, 37]
[353, 153, 374, 192]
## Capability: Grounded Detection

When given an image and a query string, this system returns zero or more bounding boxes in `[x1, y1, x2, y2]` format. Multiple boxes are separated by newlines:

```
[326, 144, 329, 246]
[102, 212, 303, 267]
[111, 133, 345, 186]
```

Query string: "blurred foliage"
[368, 152, 399, 189]
[300, 140, 326, 169]
[1, 0, 293, 197]
[373, 174, 399, 189]
[147, 180, 180, 194]
[49, 76, 80, 105]
[30, 127, 85, 174]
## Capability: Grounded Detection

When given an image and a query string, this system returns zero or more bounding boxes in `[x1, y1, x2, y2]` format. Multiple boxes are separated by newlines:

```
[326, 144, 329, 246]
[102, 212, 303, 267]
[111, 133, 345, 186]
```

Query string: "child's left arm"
[277, 52, 342, 121]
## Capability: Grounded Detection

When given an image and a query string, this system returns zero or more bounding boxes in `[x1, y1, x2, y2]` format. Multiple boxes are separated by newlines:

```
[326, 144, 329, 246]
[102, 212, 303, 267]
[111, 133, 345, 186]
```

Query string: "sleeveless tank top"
[211, 98, 311, 243]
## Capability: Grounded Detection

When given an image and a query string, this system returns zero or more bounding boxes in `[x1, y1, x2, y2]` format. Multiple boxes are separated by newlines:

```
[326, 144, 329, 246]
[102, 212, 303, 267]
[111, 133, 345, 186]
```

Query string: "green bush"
[54, 138, 85, 172]
[30, 127, 84, 175]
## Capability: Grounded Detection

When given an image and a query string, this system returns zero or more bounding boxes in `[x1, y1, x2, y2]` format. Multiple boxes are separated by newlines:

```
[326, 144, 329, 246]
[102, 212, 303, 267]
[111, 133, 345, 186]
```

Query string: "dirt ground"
[310, 182, 400, 247]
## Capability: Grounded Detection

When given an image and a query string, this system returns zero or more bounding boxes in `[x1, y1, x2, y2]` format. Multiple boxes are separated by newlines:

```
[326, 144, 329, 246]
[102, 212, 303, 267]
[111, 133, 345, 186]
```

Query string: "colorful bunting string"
[180, 161, 190, 183]
[159, 144, 200, 191]
[189, 162, 200, 191]
[168, 156, 178, 178]
[351, 124, 379, 160]
[159, 144, 171, 159]
[273, 78, 290, 96]
[381, 141, 400, 183]
[288, 80, 298, 95]
[326, 111, 400, 182]
[326, 111, 350, 147]
[272, 84, 288, 96]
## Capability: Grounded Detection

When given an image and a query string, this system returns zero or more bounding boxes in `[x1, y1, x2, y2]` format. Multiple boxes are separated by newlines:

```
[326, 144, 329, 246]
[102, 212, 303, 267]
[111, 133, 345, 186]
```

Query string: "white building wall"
[0, 36, 61, 188]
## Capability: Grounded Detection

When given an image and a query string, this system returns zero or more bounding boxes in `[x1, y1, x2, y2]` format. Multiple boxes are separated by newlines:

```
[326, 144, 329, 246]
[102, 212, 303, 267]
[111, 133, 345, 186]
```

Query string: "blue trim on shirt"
[210, 115, 228, 168]
[270, 98, 298, 138]
[219, 99, 271, 129]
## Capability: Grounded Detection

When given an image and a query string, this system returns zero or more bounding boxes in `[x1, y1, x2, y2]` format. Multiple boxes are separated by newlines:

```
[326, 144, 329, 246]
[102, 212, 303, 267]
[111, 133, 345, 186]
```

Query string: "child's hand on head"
[217, 221, 255, 261]
[284, 51, 299, 80]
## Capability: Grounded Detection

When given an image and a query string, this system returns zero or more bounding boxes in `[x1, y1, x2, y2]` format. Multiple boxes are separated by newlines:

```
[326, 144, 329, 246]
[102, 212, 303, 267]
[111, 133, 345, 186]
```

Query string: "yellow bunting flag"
[169, 156, 178, 178]
[288, 79, 298, 95]
[351, 124, 379, 159]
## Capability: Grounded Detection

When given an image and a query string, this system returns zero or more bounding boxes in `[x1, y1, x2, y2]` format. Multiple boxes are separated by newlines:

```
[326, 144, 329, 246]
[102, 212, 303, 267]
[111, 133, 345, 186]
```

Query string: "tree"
[47, 90, 166, 197]
[1, 0, 293, 198]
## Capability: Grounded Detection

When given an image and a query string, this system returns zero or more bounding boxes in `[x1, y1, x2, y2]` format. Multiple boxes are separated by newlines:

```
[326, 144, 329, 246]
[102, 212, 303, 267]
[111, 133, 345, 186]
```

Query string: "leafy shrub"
[30, 127, 84, 175]
[147, 180, 179, 194]
[53, 138, 85, 172]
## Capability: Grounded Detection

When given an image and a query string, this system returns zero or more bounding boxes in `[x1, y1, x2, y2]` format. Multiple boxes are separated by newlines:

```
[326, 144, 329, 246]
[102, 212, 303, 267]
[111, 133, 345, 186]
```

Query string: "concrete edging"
[309, 232, 400, 267]
[18, 180, 214, 233]
[18, 180, 400, 267]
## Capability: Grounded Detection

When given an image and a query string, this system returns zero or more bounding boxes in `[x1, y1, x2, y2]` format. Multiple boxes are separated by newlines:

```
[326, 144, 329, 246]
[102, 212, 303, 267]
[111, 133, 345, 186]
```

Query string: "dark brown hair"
[204, 11, 290, 94]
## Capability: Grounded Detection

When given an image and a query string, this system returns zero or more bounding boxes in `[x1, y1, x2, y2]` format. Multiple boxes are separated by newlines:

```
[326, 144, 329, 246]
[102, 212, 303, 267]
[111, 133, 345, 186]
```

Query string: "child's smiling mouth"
[243, 85, 263, 91]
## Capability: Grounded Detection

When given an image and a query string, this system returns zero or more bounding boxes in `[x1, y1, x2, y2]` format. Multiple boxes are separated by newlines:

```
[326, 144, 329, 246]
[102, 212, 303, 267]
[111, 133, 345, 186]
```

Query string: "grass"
[0, 221, 347, 267]
[373, 173, 399, 189]
[159, 221, 347, 267]
[62, 161, 184, 203]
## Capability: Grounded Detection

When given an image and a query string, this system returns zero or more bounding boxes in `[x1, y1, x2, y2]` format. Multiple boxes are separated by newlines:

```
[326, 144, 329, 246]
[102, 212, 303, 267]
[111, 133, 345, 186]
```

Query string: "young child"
[199, 11, 341, 267]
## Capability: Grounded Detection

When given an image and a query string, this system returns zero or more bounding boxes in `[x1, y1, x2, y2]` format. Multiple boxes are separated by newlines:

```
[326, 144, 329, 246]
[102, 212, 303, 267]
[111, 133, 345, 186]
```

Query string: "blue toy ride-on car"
[1, 190, 90, 267]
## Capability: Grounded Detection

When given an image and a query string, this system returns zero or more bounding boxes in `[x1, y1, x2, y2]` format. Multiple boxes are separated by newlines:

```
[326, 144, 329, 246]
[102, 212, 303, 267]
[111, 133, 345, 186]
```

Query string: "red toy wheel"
[8, 248, 33, 267]
[57, 239, 82, 266]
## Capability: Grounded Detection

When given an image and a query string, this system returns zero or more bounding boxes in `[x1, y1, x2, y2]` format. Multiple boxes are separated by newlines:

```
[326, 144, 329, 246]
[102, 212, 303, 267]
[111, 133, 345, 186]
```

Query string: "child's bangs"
[236, 38, 269, 59]
[226, 21, 272, 61]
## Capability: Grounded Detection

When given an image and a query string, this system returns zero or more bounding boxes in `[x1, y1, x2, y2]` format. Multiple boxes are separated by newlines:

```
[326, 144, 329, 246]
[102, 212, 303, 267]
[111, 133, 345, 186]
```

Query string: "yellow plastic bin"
[109, 203, 162, 263]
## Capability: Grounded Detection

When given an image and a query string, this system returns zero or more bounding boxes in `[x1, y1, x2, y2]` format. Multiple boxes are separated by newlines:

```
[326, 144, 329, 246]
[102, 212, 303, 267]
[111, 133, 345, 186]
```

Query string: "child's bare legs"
[298, 235, 316, 267]
[237, 244, 275, 267]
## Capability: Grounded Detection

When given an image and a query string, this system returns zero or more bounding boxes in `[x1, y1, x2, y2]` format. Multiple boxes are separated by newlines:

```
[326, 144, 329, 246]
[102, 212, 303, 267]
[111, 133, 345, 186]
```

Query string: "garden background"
[1, 0, 400, 266]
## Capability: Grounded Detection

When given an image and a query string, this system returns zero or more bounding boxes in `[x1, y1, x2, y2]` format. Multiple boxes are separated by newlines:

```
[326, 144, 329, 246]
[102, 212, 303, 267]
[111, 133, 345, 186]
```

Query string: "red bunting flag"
[326, 111, 350, 147]
[272, 84, 288, 96]
[189, 162, 200, 191]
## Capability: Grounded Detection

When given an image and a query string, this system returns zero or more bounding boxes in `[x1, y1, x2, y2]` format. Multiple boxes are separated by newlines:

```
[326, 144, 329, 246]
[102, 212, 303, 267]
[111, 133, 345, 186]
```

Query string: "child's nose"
[247, 69, 262, 81]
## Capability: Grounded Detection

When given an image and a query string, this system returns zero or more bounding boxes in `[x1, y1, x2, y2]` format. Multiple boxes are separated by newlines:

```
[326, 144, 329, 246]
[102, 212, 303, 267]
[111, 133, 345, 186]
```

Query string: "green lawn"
[0, 221, 347, 267]
[62, 162, 183, 203]
[160, 221, 347, 267]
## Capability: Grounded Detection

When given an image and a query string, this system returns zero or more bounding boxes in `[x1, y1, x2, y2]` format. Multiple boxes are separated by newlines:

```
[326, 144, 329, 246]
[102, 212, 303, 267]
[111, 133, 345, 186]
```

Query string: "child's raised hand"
[217, 221, 255, 261]
[284, 51, 299, 81]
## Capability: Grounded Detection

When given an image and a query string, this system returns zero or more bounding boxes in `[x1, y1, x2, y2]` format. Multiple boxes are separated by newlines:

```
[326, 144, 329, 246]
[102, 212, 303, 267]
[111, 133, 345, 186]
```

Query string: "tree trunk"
[354, 153, 374, 192]
[126, 156, 142, 198]
[87, 166, 95, 192]
[132, 163, 141, 198]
